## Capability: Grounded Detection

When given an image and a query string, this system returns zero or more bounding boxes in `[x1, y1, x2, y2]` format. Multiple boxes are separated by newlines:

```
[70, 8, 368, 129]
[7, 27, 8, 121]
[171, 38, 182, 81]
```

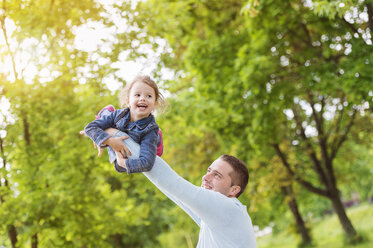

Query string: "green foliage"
[258, 204, 373, 248]
[0, 1, 170, 247]
[0, 79, 172, 246]
[122, 0, 372, 242]
[156, 206, 199, 248]
[1, 0, 372, 246]
[335, 141, 373, 201]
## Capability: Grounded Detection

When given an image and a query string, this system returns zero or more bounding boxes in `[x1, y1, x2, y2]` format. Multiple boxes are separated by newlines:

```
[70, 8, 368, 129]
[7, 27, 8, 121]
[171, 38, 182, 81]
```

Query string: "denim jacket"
[84, 108, 159, 174]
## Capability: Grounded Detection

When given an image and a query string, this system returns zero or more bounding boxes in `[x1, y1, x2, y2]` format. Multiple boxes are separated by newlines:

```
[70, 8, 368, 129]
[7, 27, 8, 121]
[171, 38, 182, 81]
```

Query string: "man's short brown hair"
[219, 154, 249, 198]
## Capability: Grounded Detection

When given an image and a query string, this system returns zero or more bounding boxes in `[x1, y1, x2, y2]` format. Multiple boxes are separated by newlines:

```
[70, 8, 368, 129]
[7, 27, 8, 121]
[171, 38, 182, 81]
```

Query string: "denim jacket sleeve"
[125, 127, 158, 174]
[84, 110, 119, 147]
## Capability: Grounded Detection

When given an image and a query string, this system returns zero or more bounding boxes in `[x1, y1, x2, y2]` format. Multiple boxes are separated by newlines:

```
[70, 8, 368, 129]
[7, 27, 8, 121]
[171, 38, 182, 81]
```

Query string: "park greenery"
[0, 0, 372, 247]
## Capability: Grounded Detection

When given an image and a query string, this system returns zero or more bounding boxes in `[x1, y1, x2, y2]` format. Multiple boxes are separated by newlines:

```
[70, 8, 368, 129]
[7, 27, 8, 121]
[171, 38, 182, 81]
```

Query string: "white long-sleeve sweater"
[116, 131, 257, 248]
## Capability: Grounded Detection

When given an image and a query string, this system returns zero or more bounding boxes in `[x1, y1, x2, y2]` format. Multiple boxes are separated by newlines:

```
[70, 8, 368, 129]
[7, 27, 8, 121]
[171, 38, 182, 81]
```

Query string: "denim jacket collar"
[122, 108, 155, 130]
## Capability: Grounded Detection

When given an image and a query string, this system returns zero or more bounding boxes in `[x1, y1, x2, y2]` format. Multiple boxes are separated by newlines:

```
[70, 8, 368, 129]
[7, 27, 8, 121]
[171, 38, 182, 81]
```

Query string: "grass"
[257, 203, 373, 248]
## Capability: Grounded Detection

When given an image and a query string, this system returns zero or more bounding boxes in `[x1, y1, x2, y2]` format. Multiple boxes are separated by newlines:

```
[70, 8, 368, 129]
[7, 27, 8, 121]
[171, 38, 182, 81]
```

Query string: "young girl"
[84, 75, 165, 173]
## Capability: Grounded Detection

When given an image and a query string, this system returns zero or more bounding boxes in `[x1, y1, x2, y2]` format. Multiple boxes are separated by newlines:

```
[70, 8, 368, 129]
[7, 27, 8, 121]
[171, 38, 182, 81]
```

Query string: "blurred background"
[0, 0, 372, 247]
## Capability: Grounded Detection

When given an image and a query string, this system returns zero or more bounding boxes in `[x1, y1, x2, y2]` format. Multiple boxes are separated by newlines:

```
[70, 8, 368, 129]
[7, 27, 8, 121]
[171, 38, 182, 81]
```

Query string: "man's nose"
[203, 173, 211, 181]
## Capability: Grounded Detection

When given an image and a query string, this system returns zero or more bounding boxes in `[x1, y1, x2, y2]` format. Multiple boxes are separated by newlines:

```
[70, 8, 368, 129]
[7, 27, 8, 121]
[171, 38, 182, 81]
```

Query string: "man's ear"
[229, 185, 241, 198]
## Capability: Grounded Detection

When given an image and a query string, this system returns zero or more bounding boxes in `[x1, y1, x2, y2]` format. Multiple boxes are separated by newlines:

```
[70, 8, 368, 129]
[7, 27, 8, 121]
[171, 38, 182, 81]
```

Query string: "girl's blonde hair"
[119, 75, 166, 112]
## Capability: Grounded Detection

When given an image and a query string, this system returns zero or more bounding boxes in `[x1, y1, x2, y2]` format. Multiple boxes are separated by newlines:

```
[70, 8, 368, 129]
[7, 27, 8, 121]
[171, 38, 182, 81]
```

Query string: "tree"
[238, 0, 372, 240]
[1, 1, 102, 246]
[0, 1, 171, 246]
[120, 0, 372, 242]
[248, 153, 313, 246]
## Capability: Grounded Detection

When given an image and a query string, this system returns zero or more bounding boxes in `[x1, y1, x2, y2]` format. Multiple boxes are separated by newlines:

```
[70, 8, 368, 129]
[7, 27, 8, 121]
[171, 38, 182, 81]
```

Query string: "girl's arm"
[84, 112, 116, 146]
[84, 110, 130, 157]
[124, 129, 158, 174]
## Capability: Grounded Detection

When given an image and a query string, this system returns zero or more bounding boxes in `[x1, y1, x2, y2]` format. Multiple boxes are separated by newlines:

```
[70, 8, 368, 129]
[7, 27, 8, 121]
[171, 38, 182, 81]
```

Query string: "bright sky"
[0, 0, 173, 91]
[0, 2, 174, 129]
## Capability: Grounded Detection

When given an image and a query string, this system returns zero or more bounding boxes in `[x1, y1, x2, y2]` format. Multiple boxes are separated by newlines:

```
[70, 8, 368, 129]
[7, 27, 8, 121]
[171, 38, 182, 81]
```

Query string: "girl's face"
[127, 81, 157, 122]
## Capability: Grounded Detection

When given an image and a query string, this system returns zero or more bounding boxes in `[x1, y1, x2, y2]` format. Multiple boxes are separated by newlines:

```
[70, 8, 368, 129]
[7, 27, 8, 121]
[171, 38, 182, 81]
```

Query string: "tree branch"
[49, 0, 55, 11]
[0, 135, 18, 247]
[330, 108, 358, 160]
[326, 94, 345, 138]
[0, 136, 7, 203]
[272, 143, 329, 197]
[292, 106, 330, 188]
[342, 16, 359, 35]
[340, 16, 370, 45]
[366, 3, 373, 33]
[1, 0, 18, 80]
[23, 116, 31, 145]
[301, 22, 313, 48]
[307, 92, 331, 171]
[307, 92, 323, 138]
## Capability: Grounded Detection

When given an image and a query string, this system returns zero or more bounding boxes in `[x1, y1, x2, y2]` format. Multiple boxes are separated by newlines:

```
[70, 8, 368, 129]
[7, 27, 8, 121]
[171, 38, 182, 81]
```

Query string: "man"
[98, 129, 257, 248]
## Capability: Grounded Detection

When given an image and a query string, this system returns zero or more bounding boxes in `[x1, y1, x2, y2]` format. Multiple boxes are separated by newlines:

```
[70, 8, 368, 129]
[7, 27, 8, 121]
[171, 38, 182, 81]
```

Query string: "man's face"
[201, 158, 240, 198]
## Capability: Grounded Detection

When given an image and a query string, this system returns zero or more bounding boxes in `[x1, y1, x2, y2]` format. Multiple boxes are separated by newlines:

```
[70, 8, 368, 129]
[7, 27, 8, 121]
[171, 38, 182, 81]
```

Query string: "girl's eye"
[135, 94, 140, 97]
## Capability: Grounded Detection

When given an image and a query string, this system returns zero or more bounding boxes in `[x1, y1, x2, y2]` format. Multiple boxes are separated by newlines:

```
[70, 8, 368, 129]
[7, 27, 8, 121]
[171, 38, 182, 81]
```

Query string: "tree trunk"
[323, 156, 358, 238]
[112, 234, 124, 247]
[8, 225, 18, 248]
[1, 138, 19, 247]
[281, 186, 312, 245]
[329, 189, 357, 238]
[31, 233, 38, 248]
[273, 139, 358, 239]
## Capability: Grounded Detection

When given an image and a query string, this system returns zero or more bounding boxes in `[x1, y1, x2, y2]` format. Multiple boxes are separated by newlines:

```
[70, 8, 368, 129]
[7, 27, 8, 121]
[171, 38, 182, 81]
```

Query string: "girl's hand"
[94, 142, 104, 157]
[80, 130, 103, 156]
[104, 136, 131, 158]
[80, 128, 130, 158]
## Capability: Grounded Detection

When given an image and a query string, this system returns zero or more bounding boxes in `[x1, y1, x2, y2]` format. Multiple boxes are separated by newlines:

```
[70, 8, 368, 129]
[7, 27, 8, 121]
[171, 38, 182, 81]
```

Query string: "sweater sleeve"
[114, 131, 238, 228]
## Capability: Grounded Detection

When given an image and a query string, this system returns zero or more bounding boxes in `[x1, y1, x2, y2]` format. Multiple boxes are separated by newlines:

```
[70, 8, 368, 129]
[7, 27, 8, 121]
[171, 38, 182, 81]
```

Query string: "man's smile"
[202, 182, 213, 190]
